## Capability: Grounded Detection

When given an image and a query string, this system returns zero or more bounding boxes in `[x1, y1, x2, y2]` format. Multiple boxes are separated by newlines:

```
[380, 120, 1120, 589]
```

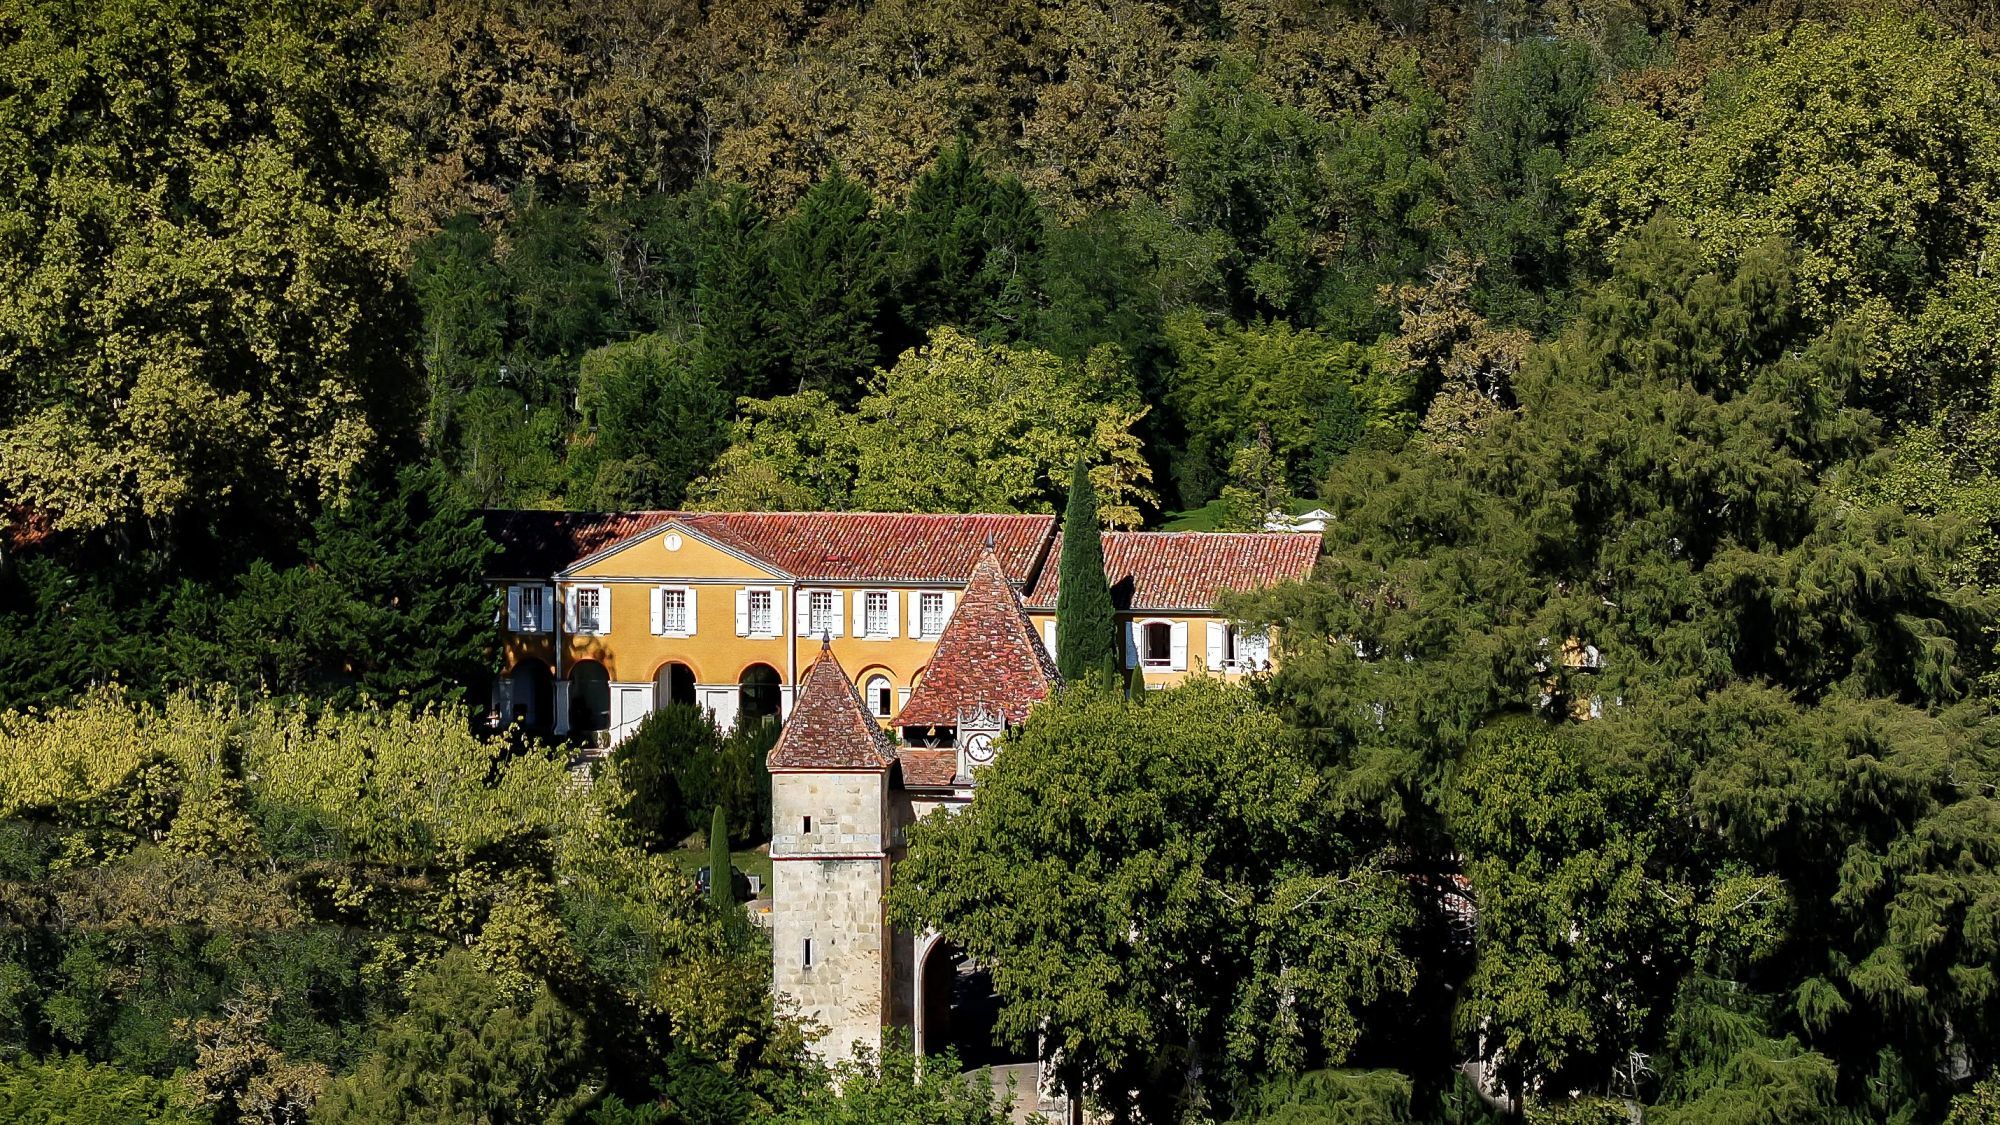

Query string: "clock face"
[963, 733, 995, 762]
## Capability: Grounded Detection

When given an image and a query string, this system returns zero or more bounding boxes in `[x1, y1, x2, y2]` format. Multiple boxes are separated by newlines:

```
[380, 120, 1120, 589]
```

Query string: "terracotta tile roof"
[768, 648, 895, 771]
[686, 512, 1053, 583]
[1024, 532, 1320, 612]
[480, 509, 1054, 585]
[896, 551, 1060, 729]
[894, 749, 961, 788]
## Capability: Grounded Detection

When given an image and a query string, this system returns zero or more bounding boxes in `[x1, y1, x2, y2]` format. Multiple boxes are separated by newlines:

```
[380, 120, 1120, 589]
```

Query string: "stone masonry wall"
[771, 770, 892, 1064]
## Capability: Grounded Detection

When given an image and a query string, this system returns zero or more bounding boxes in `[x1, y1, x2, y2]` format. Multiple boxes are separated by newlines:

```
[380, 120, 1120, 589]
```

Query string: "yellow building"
[483, 510, 1320, 743]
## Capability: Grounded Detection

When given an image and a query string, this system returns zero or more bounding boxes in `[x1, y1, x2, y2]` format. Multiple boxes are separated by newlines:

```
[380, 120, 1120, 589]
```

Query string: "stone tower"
[766, 642, 898, 1064]
[769, 548, 1061, 1068]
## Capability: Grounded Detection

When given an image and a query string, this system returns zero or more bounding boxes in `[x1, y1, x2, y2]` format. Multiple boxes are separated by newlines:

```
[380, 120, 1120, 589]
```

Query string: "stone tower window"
[803, 938, 814, 968]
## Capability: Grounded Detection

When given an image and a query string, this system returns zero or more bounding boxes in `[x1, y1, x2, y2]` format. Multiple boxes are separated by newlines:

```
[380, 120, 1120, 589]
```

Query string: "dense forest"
[4, 0, 2000, 1120]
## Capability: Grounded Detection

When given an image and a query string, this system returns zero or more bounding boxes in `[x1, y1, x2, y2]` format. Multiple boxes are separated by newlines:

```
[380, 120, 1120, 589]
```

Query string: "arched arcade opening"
[740, 663, 782, 722]
[507, 659, 553, 733]
[569, 659, 611, 735]
[916, 937, 1033, 1071]
[654, 661, 696, 709]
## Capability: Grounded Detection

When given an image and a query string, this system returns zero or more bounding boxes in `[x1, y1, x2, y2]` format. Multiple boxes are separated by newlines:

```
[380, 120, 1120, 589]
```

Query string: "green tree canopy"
[889, 681, 1418, 1121]
[1569, 16, 2000, 417]
[692, 328, 1156, 524]
[0, 0, 414, 537]
[1251, 220, 1996, 1116]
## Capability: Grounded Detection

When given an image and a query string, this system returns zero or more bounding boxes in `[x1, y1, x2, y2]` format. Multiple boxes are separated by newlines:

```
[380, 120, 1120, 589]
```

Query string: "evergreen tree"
[694, 187, 783, 400]
[1054, 458, 1119, 684]
[296, 463, 497, 707]
[568, 332, 730, 510]
[892, 141, 1042, 347]
[770, 171, 889, 400]
[610, 704, 724, 850]
[708, 805, 732, 912]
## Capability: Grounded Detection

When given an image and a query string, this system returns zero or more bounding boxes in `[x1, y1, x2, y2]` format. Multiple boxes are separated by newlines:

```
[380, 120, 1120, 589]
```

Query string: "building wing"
[1023, 531, 1321, 612]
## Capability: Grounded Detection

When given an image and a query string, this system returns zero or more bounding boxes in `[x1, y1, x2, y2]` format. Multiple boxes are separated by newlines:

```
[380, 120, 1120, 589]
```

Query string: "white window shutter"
[796, 591, 813, 636]
[886, 590, 900, 639]
[1043, 620, 1057, 660]
[770, 588, 785, 637]
[1206, 621, 1226, 671]
[683, 587, 698, 636]
[564, 586, 578, 631]
[1123, 622, 1139, 669]
[595, 585, 612, 635]
[1244, 629, 1271, 668]
[941, 591, 955, 629]
[735, 589, 750, 636]
[650, 587, 665, 635]
[1170, 621, 1188, 671]
[853, 592, 868, 637]
[831, 591, 845, 637]
[506, 586, 523, 632]
[541, 587, 555, 632]
[897, 688, 911, 713]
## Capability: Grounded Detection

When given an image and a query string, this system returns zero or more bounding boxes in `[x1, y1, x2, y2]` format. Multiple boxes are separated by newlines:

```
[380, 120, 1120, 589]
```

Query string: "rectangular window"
[519, 586, 544, 632]
[662, 588, 688, 634]
[808, 590, 835, 637]
[802, 816, 812, 834]
[918, 591, 945, 637]
[748, 589, 773, 636]
[1223, 625, 1239, 666]
[1143, 621, 1173, 666]
[576, 587, 604, 634]
[863, 590, 890, 637]
[803, 938, 813, 968]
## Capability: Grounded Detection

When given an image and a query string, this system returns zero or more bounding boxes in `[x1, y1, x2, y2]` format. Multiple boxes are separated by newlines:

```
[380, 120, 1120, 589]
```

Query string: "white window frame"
[864, 674, 894, 719]
[652, 585, 696, 638]
[1206, 620, 1244, 672]
[567, 584, 611, 636]
[748, 589, 775, 637]
[855, 588, 899, 640]
[1135, 618, 1187, 671]
[913, 590, 952, 640]
[507, 584, 554, 634]
[734, 586, 784, 639]
[800, 588, 844, 639]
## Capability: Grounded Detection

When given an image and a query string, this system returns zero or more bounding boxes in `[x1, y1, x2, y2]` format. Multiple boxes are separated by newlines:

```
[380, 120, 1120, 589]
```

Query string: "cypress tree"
[1055, 458, 1120, 685]
[707, 806, 732, 912]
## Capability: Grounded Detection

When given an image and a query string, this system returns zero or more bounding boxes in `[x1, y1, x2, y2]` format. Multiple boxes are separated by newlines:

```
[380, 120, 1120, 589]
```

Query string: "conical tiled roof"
[895, 550, 1061, 729]
[768, 646, 895, 771]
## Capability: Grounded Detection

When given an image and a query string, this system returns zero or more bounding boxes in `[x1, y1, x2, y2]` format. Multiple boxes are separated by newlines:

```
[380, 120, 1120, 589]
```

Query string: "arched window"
[654, 662, 696, 709]
[864, 674, 894, 719]
[569, 660, 611, 732]
[740, 663, 782, 721]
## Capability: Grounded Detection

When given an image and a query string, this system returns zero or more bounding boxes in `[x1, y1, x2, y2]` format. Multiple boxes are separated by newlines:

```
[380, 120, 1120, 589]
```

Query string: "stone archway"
[914, 936, 1029, 1071]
